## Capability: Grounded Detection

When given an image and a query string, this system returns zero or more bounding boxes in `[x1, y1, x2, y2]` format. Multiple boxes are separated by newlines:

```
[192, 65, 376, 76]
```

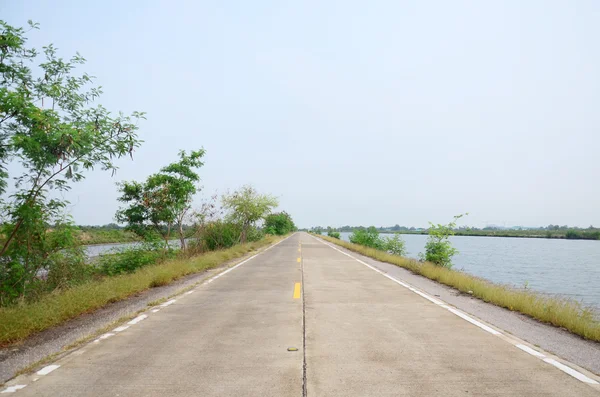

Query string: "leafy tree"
[0, 21, 143, 304]
[116, 150, 205, 249]
[420, 214, 466, 268]
[221, 185, 278, 243]
[264, 211, 296, 235]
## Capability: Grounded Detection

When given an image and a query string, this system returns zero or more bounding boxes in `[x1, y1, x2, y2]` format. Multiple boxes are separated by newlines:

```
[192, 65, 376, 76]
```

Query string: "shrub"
[45, 247, 90, 291]
[349, 227, 383, 250]
[264, 212, 296, 235]
[246, 226, 264, 242]
[350, 227, 406, 256]
[381, 234, 406, 256]
[327, 231, 341, 239]
[98, 245, 168, 276]
[0, 219, 89, 305]
[420, 214, 465, 268]
[196, 220, 242, 251]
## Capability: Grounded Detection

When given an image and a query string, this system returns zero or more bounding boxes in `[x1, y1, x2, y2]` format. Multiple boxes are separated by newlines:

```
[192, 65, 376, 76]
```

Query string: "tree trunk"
[178, 223, 186, 251]
[241, 223, 248, 244]
[164, 224, 171, 251]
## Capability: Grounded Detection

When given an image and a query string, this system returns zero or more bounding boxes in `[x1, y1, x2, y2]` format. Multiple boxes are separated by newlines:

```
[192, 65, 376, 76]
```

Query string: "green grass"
[0, 236, 281, 346]
[76, 228, 140, 245]
[319, 235, 600, 342]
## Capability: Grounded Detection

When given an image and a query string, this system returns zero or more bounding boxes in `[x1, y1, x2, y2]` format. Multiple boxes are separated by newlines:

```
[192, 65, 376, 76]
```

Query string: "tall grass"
[0, 236, 280, 346]
[319, 235, 600, 342]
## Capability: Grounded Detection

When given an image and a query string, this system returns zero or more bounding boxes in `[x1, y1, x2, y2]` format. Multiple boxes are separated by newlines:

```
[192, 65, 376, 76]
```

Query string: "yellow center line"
[297, 257, 301, 263]
[293, 282, 302, 299]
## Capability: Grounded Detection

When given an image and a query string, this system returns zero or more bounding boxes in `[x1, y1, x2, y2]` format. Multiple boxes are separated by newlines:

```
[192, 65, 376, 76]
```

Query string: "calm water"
[85, 240, 185, 257]
[339, 232, 600, 309]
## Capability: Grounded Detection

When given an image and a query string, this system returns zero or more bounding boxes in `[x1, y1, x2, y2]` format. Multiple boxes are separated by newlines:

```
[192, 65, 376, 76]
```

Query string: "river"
[85, 240, 185, 257]
[338, 232, 600, 310]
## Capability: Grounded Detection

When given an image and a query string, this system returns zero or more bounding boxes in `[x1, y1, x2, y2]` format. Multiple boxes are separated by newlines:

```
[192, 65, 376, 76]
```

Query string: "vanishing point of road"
[7, 233, 599, 396]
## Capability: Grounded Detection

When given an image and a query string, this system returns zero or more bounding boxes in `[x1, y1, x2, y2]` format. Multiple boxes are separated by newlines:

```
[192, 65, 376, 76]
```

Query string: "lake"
[338, 232, 600, 310]
[85, 240, 185, 257]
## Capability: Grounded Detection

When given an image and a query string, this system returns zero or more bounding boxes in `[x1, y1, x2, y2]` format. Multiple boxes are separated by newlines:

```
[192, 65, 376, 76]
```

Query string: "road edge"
[0, 234, 295, 389]
[310, 234, 600, 391]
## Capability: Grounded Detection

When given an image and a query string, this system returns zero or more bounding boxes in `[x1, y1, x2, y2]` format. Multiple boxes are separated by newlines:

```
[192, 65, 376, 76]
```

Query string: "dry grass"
[319, 235, 600, 342]
[0, 236, 281, 346]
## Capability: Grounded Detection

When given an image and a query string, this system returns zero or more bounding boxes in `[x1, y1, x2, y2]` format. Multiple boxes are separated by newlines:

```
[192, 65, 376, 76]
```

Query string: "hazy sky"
[3, 1, 599, 228]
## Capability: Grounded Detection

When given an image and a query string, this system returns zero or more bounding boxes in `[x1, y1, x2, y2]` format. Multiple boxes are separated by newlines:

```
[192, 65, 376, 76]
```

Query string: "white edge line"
[445, 307, 501, 335]
[1, 385, 26, 393]
[544, 358, 599, 385]
[36, 365, 60, 376]
[113, 325, 129, 333]
[312, 235, 600, 387]
[0, 235, 296, 394]
[127, 314, 148, 325]
[516, 344, 546, 358]
[160, 299, 177, 307]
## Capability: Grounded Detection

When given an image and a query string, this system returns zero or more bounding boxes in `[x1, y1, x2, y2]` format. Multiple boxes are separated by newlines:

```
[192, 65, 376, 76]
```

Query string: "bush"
[327, 231, 341, 239]
[45, 248, 90, 290]
[264, 212, 296, 235]
[349, 227, 383, 249]
[349, 227, 406, 256]
[246, 226, 264, 242]
[0, 219, 89, 306]
[420, 214, 465, 268]
[195, 220, 242, 251]
[381, 234, 406, 256]
[98, 242, 171, 276]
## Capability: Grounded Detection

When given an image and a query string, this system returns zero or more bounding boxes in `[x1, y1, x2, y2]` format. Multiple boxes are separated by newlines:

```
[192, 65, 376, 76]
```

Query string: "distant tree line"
[308, 224, 600, 240]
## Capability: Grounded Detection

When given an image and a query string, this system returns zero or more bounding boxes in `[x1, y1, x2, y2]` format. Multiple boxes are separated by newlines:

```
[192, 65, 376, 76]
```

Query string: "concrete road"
[6, 233, 599, 396]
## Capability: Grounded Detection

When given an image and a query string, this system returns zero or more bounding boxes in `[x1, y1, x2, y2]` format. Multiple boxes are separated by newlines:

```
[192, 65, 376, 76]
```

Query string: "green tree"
[222, 185, 278, 243]
[264, 211, 296, 235]
[116, 150, 205, 249]
[420, 214, 466, 268]
[0, 21, 143, 304]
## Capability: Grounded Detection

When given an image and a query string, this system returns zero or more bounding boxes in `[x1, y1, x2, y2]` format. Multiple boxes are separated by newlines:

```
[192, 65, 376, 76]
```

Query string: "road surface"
[5, 233, 599, 396]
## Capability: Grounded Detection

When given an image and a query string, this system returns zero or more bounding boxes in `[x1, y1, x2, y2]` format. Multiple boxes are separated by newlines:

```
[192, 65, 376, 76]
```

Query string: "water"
[85, 240, 185, 257]
[338, 232, 600, 309]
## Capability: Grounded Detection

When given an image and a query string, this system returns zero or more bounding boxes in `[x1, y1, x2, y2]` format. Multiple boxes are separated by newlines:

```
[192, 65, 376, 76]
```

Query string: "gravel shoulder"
[0, 252, 254, 384]
[321, 237, 600, 376]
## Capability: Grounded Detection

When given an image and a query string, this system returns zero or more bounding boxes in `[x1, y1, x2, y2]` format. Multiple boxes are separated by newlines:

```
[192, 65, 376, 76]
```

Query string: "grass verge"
[0, 236, 282, 346]
[319, 235, 600, 342]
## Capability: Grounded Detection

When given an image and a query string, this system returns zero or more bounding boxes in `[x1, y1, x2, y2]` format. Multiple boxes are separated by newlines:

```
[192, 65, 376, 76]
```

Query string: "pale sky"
[2, 1, 599, 229]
